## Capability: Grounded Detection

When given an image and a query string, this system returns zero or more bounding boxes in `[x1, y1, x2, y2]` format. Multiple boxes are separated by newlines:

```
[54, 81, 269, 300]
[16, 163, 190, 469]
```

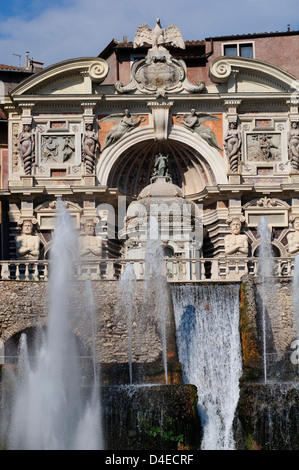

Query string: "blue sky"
[0, 0, 298, 68]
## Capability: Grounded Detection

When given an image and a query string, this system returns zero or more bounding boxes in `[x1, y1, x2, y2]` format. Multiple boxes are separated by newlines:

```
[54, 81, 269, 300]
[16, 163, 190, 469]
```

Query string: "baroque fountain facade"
[0, 20, 299, 449]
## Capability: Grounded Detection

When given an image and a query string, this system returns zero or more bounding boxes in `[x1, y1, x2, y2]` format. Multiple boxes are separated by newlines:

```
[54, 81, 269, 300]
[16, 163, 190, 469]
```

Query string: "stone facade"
[0, 20, 299, 371]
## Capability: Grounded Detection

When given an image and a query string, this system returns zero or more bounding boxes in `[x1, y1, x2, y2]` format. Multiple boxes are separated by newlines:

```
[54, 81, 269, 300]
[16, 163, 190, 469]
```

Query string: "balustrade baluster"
[44, 263, 48, 281]
[1, 262, 10, 280]
[24, 263, 30, 281]
[277, 260, 282, 277]
[15, 264, 20, 281]
[33, 263, 39, 281]
[201, 260, 206, 281]
[211, 259, 219, 280]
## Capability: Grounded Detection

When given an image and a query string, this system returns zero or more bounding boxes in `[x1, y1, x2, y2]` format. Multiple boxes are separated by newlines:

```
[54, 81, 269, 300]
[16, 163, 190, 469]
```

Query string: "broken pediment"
[10, 57, 109, 97]
[210, 56, 298, 93]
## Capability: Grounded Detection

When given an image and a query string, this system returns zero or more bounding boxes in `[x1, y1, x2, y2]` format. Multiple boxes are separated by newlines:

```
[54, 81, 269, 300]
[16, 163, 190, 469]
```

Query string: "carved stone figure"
[224, 218, 248, 256]
[134, 18, 185, 53]
[62, 136, 75, 162]
[18, 124, 35, 175]
[42, 137, 58, 162]
[175, 109, 223, 151]
[79, 219, 102, 258]
[287, 217, 299, 255]
[82, 123, 99, 174]
[115, 21, 205, 97]
[15, 220, 40, 260]
[288, 122, 299, 171]
[151, 153, 171, 179]
[224, 122, 242, 172]
[100, 110, 145, 151]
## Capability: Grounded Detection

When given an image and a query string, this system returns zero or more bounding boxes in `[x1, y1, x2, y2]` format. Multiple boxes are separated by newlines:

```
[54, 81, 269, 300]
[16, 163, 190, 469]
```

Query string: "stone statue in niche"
[224, 122, 242, 173]
[41, 135, 75, 163]
[82, 123, 99, 174]
[224, 217, 248, 256]
[79, 218, 102, 258]
[18, 124, 35, 175]
[151, 153, 171, 180]
[287, 216, 299, 255]
[15, 219, 40, 260]
[175, 109, 223, 151]
[100, 110, 146, 151]
[288, 122, 299, 171]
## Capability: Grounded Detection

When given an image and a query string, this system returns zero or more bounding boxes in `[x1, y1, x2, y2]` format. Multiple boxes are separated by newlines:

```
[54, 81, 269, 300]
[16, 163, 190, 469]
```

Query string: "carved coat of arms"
[115, 19, 205, 97]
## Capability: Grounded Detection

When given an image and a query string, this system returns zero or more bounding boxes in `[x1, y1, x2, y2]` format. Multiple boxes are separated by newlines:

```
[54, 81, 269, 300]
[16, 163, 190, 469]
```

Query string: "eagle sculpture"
[134, 18, 185, 50]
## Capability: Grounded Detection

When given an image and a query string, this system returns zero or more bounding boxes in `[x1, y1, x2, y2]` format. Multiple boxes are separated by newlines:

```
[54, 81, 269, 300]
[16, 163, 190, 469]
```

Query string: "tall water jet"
[143, 216, 169, 384]
[293, 255, 299, 339]
[74, 279, 103, 449]
[119, 263, 138, 384]
[172, 283, 242, 450]
[257, 216, 274, 384]
[6, 199, 103, 450]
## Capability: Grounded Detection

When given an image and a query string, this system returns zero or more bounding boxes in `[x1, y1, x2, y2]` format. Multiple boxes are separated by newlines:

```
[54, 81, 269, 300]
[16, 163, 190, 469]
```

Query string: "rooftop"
[0, 64, 34, 73]
[205, 28, 299, 40]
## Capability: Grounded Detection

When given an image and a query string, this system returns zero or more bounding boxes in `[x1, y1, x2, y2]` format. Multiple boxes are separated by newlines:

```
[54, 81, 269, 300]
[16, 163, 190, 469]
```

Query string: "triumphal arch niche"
[1, 18, 299, 272]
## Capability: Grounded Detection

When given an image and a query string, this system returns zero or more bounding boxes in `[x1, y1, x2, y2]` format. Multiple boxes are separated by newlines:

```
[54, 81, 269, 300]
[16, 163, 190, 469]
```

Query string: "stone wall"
[0, 279, 180, 384]
[1, 276, 297, 382]
[240, 275, 297, 381]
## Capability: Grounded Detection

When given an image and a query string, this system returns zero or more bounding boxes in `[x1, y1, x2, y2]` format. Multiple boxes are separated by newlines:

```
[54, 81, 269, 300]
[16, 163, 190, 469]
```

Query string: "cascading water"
[5, 199, 103, 450]
[172, 283, 242, 450]
[257, 216, 274, 384]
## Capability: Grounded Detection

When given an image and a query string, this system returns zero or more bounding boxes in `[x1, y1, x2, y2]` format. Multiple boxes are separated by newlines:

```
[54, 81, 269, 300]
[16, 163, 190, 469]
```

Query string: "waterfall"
[172, 283, 242, 450]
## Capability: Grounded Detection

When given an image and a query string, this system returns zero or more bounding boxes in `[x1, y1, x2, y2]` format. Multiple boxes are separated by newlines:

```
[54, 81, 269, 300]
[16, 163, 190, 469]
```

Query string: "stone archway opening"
[107, 138, 217, 198]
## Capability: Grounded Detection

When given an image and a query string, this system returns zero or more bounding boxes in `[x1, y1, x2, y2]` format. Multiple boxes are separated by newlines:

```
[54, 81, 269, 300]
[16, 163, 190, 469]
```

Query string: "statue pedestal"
[228, 174, 241, 184]
[82, 175, 96, 186]
[290, 173, 299, 183]
[20, 175, 35, 187]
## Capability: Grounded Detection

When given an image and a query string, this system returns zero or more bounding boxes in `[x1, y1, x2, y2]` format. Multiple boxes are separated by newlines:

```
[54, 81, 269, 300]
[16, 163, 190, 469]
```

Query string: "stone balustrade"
[0, 257, 296, 282]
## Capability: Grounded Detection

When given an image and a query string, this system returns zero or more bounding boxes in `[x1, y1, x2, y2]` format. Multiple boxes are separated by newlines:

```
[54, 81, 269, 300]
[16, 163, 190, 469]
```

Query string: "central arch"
[97, 126, 228, 196]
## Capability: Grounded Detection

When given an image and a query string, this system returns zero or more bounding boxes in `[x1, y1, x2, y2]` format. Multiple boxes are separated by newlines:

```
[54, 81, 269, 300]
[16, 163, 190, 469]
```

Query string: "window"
[223, 42, 254, 59]
[223, 45, 238, 56]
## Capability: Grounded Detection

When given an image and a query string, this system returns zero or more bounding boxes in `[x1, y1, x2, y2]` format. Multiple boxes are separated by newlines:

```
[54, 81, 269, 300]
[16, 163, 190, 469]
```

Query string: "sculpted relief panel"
[41, 135, 76, 164]
[246, 133, 281, 162]
[240, 117, 288, 179]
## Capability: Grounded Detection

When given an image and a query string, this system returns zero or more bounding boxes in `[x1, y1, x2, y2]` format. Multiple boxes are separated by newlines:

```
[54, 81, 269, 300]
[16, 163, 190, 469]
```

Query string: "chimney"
[25, 52, 30, 69]
[123, 35, 127, 43]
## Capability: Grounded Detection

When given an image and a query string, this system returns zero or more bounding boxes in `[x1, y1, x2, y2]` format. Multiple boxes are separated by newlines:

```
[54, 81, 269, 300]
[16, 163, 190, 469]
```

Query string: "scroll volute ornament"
[88, 59, 109, 83]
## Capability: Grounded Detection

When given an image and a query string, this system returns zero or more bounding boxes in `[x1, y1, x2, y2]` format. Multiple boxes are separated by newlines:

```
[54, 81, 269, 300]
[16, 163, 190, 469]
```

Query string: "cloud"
[0, 0, 298, 68]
